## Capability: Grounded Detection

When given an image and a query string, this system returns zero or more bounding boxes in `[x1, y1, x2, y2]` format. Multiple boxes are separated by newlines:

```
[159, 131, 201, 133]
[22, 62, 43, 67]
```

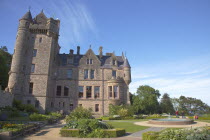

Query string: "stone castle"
[6, 10, 131, 116]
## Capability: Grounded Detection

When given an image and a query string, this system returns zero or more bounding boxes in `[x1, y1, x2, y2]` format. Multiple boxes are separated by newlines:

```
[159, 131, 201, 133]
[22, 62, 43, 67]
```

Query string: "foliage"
[29, 113, 50, 121]
[103, 128, 126, 137]
[60, 129, 80, 137]
[109, 104, 135, 118]
[62, 119, 115, 138]
[12, 99, 38, 113]
[157, 127, 210, 140]
[145, 114, 167, 119]
[0, 46, 12, 89]
[174, 96, 210, 115]
[142, 131, 159, 140]
[48, 112, 62, 119]
[133, 85, 160, 114]
[65, 106, 92, 123]
[160, 93, 175, 114]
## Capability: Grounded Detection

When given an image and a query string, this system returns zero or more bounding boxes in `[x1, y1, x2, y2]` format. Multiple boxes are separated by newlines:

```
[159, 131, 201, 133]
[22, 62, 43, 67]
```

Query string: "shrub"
[12, 99, 38, 113]
[29, 113, 50, 121]
[157, 127, 210, 140]
[142, 131, 159, 140]
[49, 112, 62, 119]
[65, 106, 92, 122]
[103, 128, 126, 137]
[109, 104, 135, 117]
[60, 129, 80, 137]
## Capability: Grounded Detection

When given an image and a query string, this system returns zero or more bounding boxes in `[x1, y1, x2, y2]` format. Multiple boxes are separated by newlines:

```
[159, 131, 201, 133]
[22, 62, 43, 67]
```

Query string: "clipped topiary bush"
[103, 128, 126, 137]
[142, 131, 159, 140]
[60, 129, 80, 137]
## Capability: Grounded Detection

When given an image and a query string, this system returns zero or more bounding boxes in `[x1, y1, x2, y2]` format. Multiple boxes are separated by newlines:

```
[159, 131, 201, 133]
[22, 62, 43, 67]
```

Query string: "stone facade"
[6, 10, 131, 116]
[0, 86, 14, 108]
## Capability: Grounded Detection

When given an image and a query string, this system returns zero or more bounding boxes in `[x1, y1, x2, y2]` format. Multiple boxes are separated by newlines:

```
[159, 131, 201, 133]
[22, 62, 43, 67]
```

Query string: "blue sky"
[0, 0, 210, 104]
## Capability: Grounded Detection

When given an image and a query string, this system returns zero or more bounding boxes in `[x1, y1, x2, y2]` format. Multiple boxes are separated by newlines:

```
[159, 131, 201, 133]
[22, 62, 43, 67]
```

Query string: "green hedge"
[103, 128, 126, 137]
[60, 128, 125, 138]
[101, 117, 121, 120]
[142, 131, 159, 140]
[60, 129, 80, 137]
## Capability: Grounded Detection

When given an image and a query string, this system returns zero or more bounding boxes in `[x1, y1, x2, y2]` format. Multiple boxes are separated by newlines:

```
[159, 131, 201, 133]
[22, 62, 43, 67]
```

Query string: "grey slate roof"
[21, 10, 32, 21]
[58, 54, 129, 68]
[123, 58, 131, 68]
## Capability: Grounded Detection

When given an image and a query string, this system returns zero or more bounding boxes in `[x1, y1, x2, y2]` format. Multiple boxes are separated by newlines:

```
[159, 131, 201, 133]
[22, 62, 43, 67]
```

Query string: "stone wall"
[0, 86, 14, 107]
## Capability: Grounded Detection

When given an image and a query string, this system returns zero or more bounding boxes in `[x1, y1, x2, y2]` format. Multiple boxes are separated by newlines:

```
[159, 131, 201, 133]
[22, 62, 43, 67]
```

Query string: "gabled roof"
[21, 10, 32, 21]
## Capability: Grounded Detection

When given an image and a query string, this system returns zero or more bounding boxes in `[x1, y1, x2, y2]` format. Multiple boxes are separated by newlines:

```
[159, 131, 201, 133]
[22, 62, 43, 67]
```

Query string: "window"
[86, 86, 92, 98]
[59, 102, 61, 107]
[31, 64, 35, 73]
[35, 100, 39, 108]
[64, 86, 69, 96]
[33, 49, 37, 57]
[51, 102, 54, 107]
[63, 102, 65, 107]
[29, 82, 33, 94]
[27, 100, 31, 104]
[67, 69, 72, 79]
[114, 86, 118, 98]
[23, 65, 26, 71]
[112, 70, 116, 78]
[90, 59, 93, 64]
[84, 69, 88, 79]
[87, 59, 89, 64]
[108, 86, 112, 98]
[56, 86, 61, 96]
[39, 37, 42, 43]
[112, 60, 116, 65]
[95, 104, 99, 112]
[70, 104, 73, 110]
[87, 59, 93, 64]
[90, 70, 94, 79]
[78, 86, 84, 98]
[94, 86, 100, 98]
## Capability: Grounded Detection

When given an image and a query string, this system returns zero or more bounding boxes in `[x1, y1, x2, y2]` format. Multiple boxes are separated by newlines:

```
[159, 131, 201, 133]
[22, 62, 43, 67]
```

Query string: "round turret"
[7, 10, 32, 98]
[123, 57, 131, 85]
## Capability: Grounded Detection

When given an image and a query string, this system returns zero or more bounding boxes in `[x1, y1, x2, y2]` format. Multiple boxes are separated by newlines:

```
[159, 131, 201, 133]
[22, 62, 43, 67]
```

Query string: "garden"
[0, 100, 63, 139]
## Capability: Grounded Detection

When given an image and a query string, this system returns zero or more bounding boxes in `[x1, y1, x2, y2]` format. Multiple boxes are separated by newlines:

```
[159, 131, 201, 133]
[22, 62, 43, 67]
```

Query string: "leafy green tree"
[133, 85, 161, 114]
[0, 46, 12, 89]
[160, 93, 175, 114]
[178, 96, 210, 115]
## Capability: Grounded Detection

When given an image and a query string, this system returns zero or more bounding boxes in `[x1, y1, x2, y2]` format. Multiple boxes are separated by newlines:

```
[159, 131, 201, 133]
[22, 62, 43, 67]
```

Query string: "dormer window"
[68, 58, 73, 64]
[87, 59, 93, 64]
[112, 60, 117, 65]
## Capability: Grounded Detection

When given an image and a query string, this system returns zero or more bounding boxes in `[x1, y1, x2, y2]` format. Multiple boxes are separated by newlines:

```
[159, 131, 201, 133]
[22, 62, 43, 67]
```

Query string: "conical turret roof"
[123, 57, 130, 68]
[21, 10, 32, 21]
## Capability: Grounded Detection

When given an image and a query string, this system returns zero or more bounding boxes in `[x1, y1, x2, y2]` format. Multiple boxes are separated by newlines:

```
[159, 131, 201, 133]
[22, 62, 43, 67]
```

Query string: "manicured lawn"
[197, 120, 210, 123]
[107, 121, 149, 133]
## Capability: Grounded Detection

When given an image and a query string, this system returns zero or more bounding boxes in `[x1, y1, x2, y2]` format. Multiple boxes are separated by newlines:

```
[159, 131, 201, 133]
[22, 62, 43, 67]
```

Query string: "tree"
[171, 97, 179, 111]
[133, 85, 160, 114]
[178, 96, 210, 115]
[160, 93, 175, 114]
[0, 46, 12, 89]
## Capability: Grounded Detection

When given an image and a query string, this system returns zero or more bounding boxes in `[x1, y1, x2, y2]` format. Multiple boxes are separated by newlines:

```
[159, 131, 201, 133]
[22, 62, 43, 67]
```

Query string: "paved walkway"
[134, 121, 210, 128]
[130, 127, 165, 137]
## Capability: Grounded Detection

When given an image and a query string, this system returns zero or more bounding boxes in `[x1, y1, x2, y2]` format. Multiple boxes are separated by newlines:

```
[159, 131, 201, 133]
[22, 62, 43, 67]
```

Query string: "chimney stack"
[77, 46, 80, 55]
[99, 46, 103, 58]
[70, 49, 74, 55]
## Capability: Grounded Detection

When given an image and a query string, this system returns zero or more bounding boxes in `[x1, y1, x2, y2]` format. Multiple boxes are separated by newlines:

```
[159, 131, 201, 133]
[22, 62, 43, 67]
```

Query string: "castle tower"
[7, 10, 60, 113]
[7, 10, 33, 100]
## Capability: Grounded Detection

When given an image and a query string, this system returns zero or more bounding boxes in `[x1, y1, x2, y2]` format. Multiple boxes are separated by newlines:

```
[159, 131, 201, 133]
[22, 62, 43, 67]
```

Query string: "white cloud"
[30, 0, 97, 52]
[130, 54, 210, 105]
